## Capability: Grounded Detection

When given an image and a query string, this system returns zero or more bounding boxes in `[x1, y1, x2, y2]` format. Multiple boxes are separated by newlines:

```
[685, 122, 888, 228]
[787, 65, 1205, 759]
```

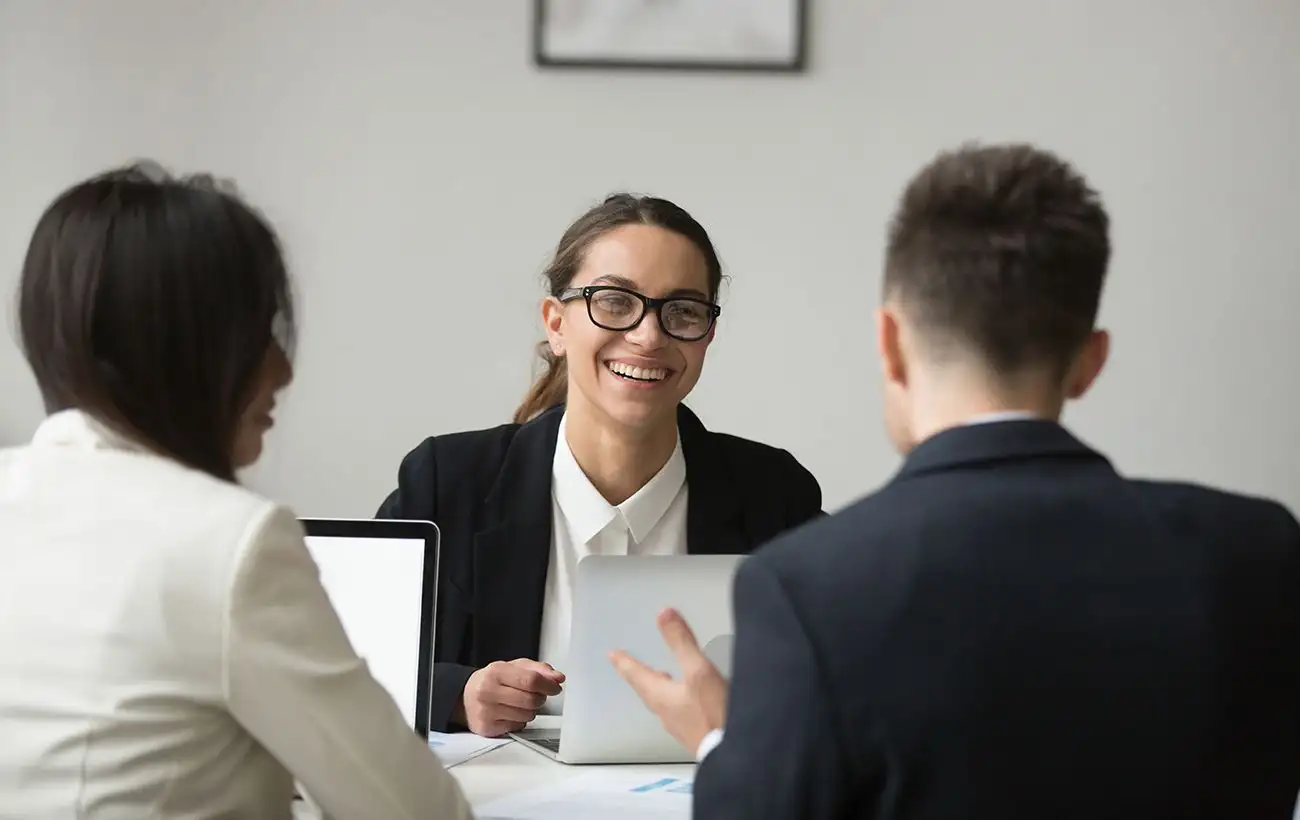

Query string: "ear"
[541, 296, 566, 356]
[1065, 329, 1110, 399]
[877, 306, 907, 387]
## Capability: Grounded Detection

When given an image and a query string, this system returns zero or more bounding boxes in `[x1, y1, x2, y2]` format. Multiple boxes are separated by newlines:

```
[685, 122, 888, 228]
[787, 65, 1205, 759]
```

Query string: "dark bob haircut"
[17, 161, 295, 481]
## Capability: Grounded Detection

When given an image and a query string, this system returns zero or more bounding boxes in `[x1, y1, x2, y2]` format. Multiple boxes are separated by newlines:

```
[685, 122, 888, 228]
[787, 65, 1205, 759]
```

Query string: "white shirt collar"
[963, 410, 1042, 426]
[551, 412, 687, 546]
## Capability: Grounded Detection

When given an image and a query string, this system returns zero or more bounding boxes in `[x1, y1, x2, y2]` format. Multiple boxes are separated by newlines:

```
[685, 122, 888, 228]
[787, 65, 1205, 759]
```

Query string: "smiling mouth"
[605, 361, 670, 383]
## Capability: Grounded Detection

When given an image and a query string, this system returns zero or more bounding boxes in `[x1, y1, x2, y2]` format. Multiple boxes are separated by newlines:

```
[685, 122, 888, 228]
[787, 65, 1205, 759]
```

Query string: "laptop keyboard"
[532, 736, 561, 753]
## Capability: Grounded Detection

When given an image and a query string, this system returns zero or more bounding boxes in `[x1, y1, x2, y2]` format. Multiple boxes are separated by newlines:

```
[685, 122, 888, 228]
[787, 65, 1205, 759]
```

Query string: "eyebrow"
[591, 274, 710, 301]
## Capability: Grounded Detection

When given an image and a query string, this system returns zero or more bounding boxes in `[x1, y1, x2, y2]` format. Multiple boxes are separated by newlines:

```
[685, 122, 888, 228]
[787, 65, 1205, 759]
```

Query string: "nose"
[623, 309, 669, 349]
[270, 343, 295, 390]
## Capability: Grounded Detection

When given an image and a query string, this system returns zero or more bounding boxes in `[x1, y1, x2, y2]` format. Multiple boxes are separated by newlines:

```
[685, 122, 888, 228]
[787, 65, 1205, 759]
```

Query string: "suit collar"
[472, 406, 562, 661]
[478, 402, 741, 536]
[31, 410, 146, 454]
[677, 405, 746, 554]
[896, 419, 1111, 482]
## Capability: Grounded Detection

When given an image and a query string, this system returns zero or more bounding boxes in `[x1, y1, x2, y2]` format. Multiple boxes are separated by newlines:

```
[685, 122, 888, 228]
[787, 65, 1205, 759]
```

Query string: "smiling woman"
[515, 193, 724, 429]
[376, 192, 825, 739]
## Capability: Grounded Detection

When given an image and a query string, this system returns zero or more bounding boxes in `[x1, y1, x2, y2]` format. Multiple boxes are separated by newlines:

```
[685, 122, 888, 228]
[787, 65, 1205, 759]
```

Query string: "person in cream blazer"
[0, 163, 472, 819]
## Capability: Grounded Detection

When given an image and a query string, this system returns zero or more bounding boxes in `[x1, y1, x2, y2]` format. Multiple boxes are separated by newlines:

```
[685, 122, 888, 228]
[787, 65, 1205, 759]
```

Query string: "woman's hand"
[461, 659, 565, 736]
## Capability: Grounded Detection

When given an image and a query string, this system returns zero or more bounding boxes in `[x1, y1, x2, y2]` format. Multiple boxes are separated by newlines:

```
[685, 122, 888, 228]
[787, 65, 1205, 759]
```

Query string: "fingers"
[494, 684, 547, 712]
[609, 649, 670, 706]
[500, 659, 565, 695]
[487, 702, 537, 725]
[656, 608, 707, 670]
[466, 661, 559, 736]
[483, 719, 528, 737]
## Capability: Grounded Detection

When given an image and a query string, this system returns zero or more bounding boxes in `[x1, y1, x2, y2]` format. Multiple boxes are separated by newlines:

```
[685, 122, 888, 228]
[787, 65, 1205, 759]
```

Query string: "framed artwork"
[533, 0, 808, 73]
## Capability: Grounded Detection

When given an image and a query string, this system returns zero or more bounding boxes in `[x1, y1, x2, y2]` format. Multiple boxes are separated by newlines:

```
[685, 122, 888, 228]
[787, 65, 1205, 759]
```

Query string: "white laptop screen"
[302, 531, 427, 732]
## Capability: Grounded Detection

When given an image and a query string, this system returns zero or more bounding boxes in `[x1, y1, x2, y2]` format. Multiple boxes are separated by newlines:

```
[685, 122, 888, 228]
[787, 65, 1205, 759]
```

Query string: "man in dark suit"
[611, 142, 1300, 819]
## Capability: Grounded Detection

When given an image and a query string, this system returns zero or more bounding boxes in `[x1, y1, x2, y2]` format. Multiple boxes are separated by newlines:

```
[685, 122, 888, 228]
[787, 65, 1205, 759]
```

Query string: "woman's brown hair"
[17, 162, 295, 481]
[512, 194, 723, 424]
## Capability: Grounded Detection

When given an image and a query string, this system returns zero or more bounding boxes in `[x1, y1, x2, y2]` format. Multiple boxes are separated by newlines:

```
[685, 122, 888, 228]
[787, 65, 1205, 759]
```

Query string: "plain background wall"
[2, 0, 1298, 520]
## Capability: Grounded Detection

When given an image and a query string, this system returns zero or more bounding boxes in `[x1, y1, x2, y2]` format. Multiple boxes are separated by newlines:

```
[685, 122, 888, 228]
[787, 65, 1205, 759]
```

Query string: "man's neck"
[908, 375, 1065, 445]
[563, 399, 678, 506]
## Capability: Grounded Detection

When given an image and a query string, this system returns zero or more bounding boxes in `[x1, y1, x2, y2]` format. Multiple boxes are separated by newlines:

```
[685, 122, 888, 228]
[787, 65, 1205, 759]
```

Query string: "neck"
[563, 398, 678, 506]
[908, 367, 1065, 445]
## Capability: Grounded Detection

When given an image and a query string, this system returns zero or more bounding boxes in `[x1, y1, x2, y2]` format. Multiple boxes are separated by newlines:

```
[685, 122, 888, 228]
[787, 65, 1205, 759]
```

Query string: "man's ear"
[1065, 329, 1110, 399]
[877, 305, 907, 387]
[541, 297, 566, 356]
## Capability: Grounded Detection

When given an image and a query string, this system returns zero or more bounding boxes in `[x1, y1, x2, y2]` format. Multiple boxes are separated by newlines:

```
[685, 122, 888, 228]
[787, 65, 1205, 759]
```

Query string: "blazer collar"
[895, 419, 1111, 482]
[30, 409, 149, 455]
[471, 402, 744, 662]
[478, 402, 741, 532]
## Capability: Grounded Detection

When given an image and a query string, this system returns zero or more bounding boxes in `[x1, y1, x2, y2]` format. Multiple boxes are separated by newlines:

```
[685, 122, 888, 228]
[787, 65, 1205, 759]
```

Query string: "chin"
[587, 362, 690, 427]
[232, 438, 264, 470]
[603, 398, 678, 430]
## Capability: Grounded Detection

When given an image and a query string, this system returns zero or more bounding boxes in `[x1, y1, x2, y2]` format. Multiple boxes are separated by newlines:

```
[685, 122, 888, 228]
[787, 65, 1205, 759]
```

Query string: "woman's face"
[232, 342, 293, 469]
[542, 223, 715, 432]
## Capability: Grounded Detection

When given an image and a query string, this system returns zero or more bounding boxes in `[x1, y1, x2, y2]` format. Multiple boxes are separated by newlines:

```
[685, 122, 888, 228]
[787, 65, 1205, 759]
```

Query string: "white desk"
[293, 731, 695, 817]
[454, 739, 695, 806]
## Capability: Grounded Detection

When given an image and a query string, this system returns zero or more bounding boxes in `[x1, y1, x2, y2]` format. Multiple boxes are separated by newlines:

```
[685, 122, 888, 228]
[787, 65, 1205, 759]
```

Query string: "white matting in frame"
[534, 0, 808, 72]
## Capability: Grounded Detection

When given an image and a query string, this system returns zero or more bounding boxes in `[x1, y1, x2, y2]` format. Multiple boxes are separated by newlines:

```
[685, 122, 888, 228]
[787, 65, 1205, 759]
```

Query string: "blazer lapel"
[678, 405, 748, 556]
[471, 406, 563, 663]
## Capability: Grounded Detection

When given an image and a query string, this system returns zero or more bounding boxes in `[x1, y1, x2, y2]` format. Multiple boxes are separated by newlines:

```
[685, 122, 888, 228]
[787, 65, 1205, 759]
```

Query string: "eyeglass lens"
[589, 289, 712, 339]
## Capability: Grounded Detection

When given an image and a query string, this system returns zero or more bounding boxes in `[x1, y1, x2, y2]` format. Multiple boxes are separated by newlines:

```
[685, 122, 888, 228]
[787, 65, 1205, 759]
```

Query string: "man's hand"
[609, 608, 727, 754]
[461, 659, 564, 737]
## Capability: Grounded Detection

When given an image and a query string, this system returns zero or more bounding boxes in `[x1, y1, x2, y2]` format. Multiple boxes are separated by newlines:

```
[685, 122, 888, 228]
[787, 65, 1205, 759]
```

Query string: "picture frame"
[533, 0, 808, 73]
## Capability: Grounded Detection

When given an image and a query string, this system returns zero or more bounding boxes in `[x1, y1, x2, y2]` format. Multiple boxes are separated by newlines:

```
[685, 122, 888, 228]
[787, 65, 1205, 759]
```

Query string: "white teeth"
[606, 361, 667, 382]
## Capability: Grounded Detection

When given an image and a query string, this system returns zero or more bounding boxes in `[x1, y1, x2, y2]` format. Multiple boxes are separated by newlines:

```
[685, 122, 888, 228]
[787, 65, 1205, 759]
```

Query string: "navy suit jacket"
[696, 420, 1300, 820]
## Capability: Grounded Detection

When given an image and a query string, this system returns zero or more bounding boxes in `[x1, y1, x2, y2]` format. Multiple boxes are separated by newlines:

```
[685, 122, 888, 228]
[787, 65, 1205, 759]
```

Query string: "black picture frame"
[533, 0, 808, 73]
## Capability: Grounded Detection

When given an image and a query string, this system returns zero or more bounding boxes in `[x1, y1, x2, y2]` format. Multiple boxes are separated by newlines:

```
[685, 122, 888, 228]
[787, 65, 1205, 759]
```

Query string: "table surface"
[293, 723, 695, 817]
[454, 739, 696, 807]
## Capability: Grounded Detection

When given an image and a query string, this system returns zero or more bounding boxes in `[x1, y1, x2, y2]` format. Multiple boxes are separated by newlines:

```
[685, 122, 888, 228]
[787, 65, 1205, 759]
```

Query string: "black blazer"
[376, 403, 822, 732]
[694, 420, 1300, 820]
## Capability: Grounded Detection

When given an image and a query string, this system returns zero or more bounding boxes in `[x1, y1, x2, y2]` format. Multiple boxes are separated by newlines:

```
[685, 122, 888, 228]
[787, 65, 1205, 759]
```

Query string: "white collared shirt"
[537, 412, 689, 714]
[963, 410, 1042, 425]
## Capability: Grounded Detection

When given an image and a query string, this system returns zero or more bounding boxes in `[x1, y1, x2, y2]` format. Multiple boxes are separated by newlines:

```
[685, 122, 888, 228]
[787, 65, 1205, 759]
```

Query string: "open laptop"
[511, 553, 744, 764]
[300, 518, 439, 738]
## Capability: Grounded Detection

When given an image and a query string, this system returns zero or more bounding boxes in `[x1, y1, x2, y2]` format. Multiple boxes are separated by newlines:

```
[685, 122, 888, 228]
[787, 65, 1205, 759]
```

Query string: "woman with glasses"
[0, 164, 471, 819]
[377, 194, 822, 737]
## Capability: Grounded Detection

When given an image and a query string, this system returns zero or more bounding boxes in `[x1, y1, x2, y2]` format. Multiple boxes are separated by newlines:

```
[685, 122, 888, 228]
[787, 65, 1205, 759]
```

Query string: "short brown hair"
[513, 193, 723, 424]
[17, 161, 295, 481]
[884, 142, 1110, 376]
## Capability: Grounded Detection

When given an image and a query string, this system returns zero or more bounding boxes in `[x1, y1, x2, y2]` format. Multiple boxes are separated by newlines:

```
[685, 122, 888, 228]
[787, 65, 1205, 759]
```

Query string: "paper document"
[427, 731, 512, 768]
[477, 770, 693, 819]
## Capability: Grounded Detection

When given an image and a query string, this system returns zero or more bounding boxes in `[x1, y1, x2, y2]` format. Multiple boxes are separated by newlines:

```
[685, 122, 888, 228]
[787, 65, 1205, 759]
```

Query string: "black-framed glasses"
[558, 285, 720, 342]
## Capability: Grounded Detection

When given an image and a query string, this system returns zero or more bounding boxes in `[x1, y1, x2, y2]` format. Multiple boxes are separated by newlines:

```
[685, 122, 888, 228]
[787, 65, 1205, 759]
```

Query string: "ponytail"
[512, 342, 568, 424]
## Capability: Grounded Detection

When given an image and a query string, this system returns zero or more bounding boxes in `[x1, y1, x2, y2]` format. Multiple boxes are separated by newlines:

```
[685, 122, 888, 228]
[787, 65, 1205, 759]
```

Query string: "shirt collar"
[963, 410, 1042, 426]
[551, 412, 687, 546]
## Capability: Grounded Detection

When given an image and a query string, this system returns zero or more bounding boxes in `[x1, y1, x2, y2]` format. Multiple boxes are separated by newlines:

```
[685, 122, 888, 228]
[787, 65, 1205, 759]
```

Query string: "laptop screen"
[303, 532, 426, 731]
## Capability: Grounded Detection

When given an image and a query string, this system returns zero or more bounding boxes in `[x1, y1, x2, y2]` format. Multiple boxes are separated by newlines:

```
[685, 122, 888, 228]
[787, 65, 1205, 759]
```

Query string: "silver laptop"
[511, 553, 743, 764]
[300, 518, 439, 738]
